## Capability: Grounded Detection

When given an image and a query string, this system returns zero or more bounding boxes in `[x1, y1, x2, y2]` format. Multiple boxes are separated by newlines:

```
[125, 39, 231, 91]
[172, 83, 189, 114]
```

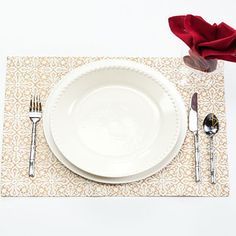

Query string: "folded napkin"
[168, 15, 236, 63]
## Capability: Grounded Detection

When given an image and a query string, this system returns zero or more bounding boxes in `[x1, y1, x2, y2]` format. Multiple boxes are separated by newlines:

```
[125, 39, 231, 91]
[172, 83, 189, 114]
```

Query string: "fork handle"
[29, 122, 37, 177]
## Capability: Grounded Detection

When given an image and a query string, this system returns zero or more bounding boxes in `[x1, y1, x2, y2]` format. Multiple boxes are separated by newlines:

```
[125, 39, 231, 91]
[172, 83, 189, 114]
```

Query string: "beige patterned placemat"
[0, 57, 229, 197]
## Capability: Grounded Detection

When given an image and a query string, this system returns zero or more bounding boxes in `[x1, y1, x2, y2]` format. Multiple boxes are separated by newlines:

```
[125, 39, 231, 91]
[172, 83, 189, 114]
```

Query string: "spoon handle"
[210, 137, 216, 184]
[194, 132, 201, 182]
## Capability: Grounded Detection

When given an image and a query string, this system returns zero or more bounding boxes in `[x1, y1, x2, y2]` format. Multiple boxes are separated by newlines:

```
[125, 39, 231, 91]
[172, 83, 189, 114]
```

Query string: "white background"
[0, 0, 236, 235]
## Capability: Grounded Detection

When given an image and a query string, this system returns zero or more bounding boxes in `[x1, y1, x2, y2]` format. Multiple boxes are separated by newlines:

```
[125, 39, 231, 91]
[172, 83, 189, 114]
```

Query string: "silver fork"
[29, 95, 42, 177]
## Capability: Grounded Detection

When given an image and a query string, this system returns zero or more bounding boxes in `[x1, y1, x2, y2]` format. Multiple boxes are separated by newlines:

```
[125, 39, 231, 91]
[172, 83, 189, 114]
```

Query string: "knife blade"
[189, 92, 198, 132]
[188, 92, 200, 182]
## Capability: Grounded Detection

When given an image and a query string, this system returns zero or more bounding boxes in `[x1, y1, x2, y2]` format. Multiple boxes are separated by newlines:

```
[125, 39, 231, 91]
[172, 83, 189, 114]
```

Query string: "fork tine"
[32, 95, 36, 112]
[29, 95, 33, 112]
[38, 95, 42, 112]
[36, 95, 39, 112]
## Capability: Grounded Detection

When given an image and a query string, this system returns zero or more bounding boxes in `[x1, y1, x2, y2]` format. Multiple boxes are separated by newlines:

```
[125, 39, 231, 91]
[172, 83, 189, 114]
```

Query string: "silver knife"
[189, 92, 200, 182]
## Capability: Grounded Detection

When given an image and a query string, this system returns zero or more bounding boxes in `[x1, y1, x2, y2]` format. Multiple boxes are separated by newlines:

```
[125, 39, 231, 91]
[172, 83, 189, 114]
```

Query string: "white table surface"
[0, 0, 236, 235]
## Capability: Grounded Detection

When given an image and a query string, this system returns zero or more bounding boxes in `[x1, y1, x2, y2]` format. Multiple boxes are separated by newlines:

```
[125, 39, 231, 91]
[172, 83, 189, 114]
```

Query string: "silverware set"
[27, 93, 219, 184]
[188, 92, 219, 184]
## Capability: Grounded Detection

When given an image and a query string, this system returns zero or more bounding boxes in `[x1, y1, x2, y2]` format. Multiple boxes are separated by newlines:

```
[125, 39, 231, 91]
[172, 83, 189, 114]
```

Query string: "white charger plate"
[43, 59, 187, 183]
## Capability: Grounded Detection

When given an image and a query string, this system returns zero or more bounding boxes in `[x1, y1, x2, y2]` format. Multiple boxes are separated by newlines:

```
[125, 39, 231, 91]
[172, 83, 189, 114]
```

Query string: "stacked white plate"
[43, 59, 187, 184]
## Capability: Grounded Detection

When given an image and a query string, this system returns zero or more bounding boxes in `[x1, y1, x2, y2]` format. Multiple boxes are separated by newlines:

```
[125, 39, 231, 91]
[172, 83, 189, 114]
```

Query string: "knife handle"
[194, 132, 201, 182]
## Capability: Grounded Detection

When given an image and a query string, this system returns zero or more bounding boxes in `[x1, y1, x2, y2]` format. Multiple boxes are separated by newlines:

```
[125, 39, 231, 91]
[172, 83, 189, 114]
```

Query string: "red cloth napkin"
[168, 15, 236, 62]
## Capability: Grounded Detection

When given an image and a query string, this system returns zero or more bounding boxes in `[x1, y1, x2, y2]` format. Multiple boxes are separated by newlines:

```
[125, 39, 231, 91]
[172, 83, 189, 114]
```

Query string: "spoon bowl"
[203, 113, 219, 137]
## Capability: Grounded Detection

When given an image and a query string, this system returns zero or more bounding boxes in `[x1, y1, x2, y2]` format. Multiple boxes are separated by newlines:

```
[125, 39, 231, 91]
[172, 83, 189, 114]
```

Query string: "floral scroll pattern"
[1, 57, 229, 197]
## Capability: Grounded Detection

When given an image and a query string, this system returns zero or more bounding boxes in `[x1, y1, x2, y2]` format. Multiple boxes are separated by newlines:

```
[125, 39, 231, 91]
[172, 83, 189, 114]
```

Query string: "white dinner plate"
[43, 94, 187, 184]
[43, 59, 187, 182]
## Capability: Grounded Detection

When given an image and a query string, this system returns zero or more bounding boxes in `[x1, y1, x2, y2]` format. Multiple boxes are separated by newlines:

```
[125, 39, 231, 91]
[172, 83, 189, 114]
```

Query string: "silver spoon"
[203, 113, 219, 184]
